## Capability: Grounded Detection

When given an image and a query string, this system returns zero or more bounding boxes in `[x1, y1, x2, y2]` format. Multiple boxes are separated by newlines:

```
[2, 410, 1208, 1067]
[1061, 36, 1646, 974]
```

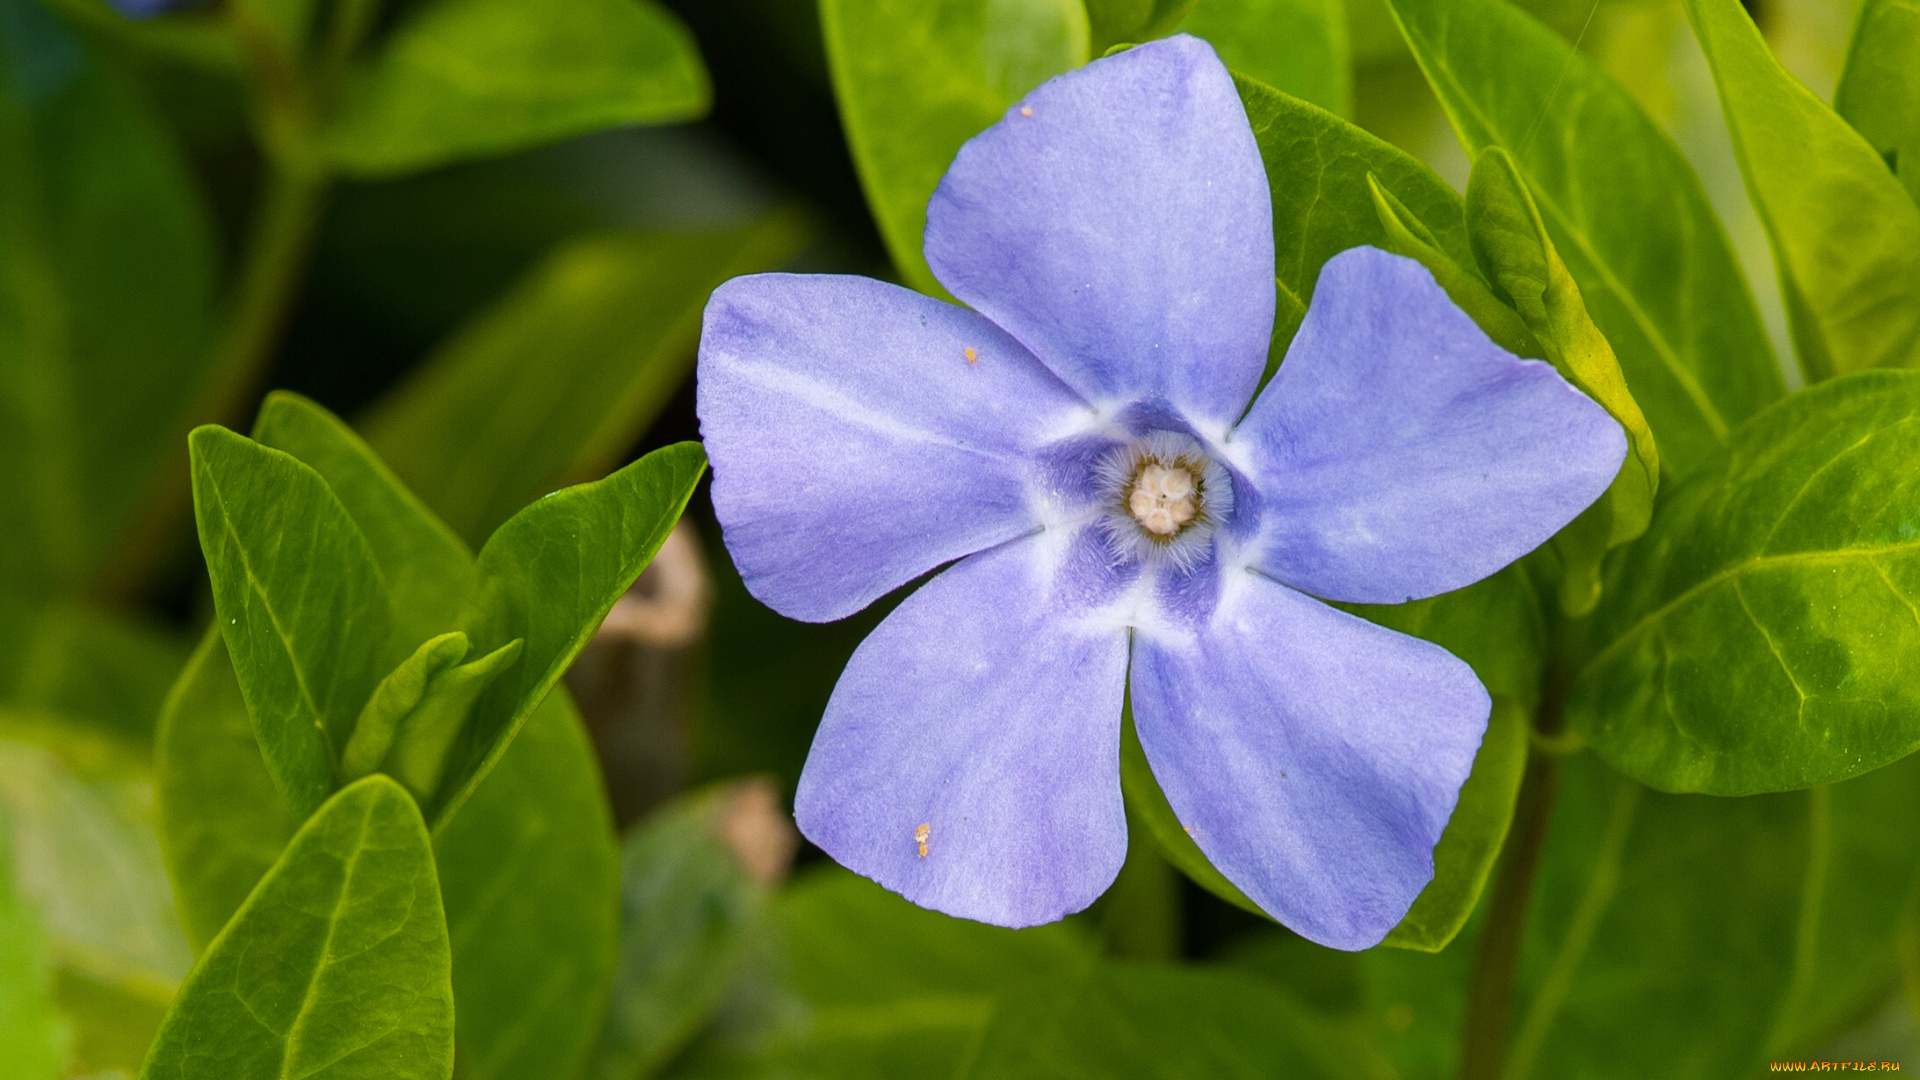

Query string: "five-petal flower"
[696, 35, 1625, 949]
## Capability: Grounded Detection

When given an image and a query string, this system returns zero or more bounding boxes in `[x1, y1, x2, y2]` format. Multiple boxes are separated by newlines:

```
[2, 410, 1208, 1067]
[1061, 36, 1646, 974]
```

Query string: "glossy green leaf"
[434, 691, 618, 1080]
[1234, 75, 1473, 366]
[820, 0, 1088, 293]
[1835, 0, 1920, 207]
[324, 0, 709, 176]
[587, 781, 772, 1080]
[1383, 695, 1528, 952]
[1182, 0, 1350, 116]
[253, 391, 475, 647]
[189, 425, 391, 819]
[363, 218, 805, 548]
[0, 0, 215, 593]
[1087, 0, 1198, 53]
[1686, 0, 1920, 381]
[139, 775, 454, 1080]
[1386, 0, 1784, 476]
[154, 631, 298, 952]
[1466, 146, 1660, 614]
[1572, 370, 1920, 795]
[427, 442, 706, 827]
[0, 806, 63, 1080]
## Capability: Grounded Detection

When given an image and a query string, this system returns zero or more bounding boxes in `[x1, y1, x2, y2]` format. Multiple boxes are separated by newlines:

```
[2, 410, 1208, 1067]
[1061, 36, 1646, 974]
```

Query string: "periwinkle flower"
[697, 36, 1625, 949]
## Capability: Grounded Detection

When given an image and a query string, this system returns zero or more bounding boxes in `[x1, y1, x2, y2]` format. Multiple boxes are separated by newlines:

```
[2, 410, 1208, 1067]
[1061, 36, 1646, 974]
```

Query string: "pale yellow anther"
[1128, 463, 1198, 536]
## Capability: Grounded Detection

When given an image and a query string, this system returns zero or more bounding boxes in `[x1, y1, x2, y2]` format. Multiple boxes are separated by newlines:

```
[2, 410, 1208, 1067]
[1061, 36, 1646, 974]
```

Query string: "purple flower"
[696, 36, 1624, 949]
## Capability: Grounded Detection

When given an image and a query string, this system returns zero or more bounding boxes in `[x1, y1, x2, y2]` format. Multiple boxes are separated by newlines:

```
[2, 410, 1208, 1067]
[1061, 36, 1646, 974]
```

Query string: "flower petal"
[923, 35, 1274, 429]
[1234, 246, 1626, 604]
[1130, 569, 1489, 950]
[698, 273, 1091, 622]
[794, 531, 1133, 928]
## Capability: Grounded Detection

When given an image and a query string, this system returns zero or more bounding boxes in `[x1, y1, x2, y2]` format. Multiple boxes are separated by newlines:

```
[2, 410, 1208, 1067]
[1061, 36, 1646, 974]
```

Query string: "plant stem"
[1456, 675, 1569, 1080]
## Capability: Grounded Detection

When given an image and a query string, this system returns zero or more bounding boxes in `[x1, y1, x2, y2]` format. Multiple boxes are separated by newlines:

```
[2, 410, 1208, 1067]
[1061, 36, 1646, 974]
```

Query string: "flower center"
[1128, 463, 1198, 536]
[1092, 430, 1232, 569]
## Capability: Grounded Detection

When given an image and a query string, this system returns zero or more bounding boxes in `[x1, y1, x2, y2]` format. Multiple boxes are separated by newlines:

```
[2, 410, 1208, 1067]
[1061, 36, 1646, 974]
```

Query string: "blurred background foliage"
[0, 0, 1913, 1077]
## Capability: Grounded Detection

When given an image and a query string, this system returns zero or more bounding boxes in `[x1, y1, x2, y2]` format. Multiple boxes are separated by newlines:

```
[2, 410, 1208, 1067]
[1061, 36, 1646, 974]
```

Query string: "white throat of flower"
[1094, 430, 1232, 570]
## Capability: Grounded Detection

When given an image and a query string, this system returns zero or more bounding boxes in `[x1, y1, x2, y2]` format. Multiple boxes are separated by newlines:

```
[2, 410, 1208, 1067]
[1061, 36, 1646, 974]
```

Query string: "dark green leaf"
[1234, 75, 1473, 369]
[1686, 0, 1920, 381]
[1087, 0, 1197, 53]
[588, 781, 773, 1080]
[253, 391, 475, 647]
[189, 425, 391, 818]
[820, 0, 1087, 293]
[154, 630, 298, 951]
[0, 0, 215, 593]
[228, 0, 313, 65]
[1502, 750, 1920, 1076]
[434, 690, 619, 1080]
[363, 218, 805, 548]
[1182, 0, 1350, 116]
[1572, 370, 1920, 794]
[1383, 695, 1528, 952]
[1385, 0, 1785, 475]
[1835, 0, 1920, 207]
[0, 805, 63, 1080]
[324, 0, 709, 176]
[428, 442, 706, 827]
[139, 775, 454, 1080]
[960, 962, 1392, 1079]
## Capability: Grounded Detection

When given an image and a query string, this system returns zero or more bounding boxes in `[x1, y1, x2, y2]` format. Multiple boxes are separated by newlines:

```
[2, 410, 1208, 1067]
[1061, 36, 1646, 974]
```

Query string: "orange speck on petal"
[1020, 106, 1034, 117]
[964, 347, 978, 364]
[915, 823, 931, 857]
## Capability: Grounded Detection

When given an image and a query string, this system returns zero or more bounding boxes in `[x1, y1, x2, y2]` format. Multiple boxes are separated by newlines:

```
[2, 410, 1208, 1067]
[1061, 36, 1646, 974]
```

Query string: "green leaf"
[363, 218, 805, 548]
[1685, 0, 1920, 381]
[340, 632, 473, 783]
[1501, 751, 1920, 1076]
[1086, 0, 1197, 53]
[323, 0, 709, 176]
[820, 0, 1088, 293]
[1385, 0, 1785, 476]
[1383, 695, 1528, 952]
[587, 781, 773, 1080]
[189, 425, 392, 819]
[139, 775, 455, 1080]
[253, 391, 475, 648]
[154, 630, 298, 952]
[228, 0, 314, 66]
[1233, 75, 1473, 368]
[426, 442, 706, 827]
[382, 637, 522, 801]
[960, 962, 1391, 1079]
[0, 0, 215, 593]
[1572, 370, 1920, 795]
[1466, 145, 1660, 615]
[0, 805, 64, 1080]
[1835, 0, 1920, 207]
[434, 690, 619, 1080]
[1182, 0, 1351, 116]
